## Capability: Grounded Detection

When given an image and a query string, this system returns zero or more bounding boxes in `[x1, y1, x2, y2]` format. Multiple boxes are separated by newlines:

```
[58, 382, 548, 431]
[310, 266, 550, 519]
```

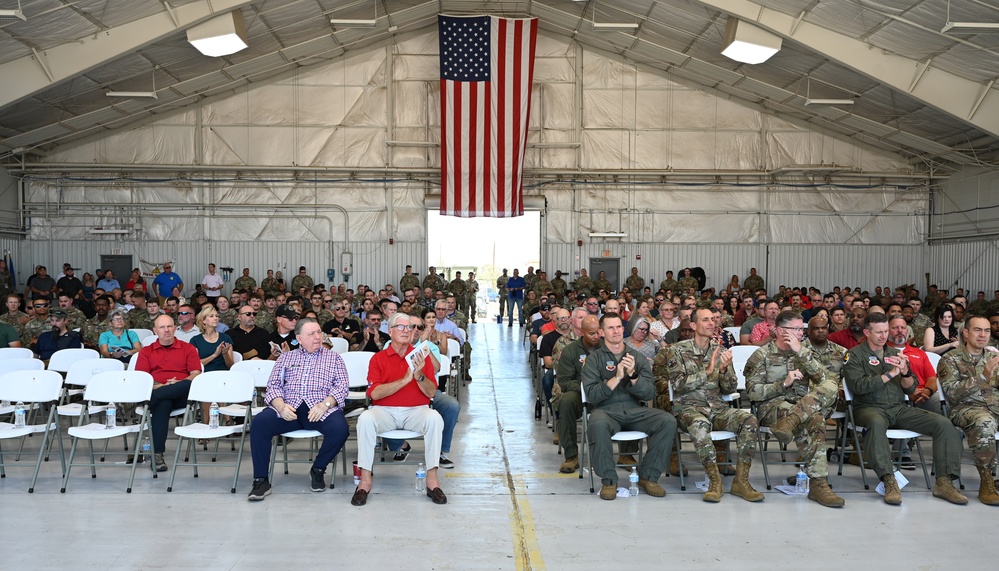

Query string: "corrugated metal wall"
[17, 239, 426, 294]
[928, 239, 999, 294]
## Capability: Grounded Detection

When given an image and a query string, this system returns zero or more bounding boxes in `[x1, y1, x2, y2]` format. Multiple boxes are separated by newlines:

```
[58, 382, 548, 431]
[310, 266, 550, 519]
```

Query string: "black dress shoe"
[351, 487, 369, 506]
[426, 486, 448, 504]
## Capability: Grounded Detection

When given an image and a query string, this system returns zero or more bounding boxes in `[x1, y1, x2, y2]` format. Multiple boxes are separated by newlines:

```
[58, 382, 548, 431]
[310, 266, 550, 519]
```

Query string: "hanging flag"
[439, 14, 538, 218]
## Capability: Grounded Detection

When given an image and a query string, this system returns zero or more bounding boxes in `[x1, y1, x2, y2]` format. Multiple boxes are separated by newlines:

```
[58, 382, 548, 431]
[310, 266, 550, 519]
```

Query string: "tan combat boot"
[769, 413, 802, 447]
[599, 484, 617, 500]
[669, 442, 687, 477]
[559, 456, 579, 474]
[702, 462, 724, 503]
[977, 465, 999, 506]
[932, 476, 969, 505]
[881, 473, 902, 505]
[730, 461, 764, 502]
[807, 477, 845, 508]
[638, 478, 667, 497]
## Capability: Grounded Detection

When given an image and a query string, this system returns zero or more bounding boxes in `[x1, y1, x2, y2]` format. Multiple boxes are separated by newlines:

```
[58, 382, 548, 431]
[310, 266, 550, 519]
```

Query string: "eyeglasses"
[636, 327, 649, 333]
[334, 306, 347, 310]
[33, 304, 48, 308]
[435, 307, 447, 311]
[782, 326, 805, 332]
[586, 302, 598, 306]
[241, 312, 257, 317]
[178, 311, 193, 316]
[655, 298, 665, 302]
[392, 324, 416, 331]
[415, 325, 426, 331]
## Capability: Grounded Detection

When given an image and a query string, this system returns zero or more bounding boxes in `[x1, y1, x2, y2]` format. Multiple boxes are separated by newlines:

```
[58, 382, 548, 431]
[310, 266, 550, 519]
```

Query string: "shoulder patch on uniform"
[868, 356, 880, 366]
[668, 358, 677, 368]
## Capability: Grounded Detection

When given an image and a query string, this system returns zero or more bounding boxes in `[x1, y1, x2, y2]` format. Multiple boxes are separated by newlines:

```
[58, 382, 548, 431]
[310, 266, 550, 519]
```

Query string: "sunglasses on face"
[33, 304, 48, 309]
[178, 311, 193, 316]
[241, 312, 257, 317]
[415, 325, 426, 330]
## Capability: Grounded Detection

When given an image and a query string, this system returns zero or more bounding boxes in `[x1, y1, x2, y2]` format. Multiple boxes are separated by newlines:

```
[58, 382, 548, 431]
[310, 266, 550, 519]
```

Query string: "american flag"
[439, 15, 538, 218]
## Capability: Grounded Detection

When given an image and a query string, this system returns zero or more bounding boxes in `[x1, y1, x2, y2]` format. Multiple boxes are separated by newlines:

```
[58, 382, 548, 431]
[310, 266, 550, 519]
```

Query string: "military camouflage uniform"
[422, 273, 443, 293]
[0, 269, 13, 299]
[64, 306, 87, 331]
[938, 346, 999, 470]
[625, 274, 645, 293]
[594, 278, 613, 295]
[0, 310, 26, 338]
[22, 316, 53, 346]
[743, 275, 765, 292]
[290, 274, 314, 294]
[665, 339, 758, 464]
[127, 308, 152, 331]
[533, 278, 552, 300]
[745, 342, 838, 477]
[81, 316, 111, 349]
[448, 278, 467, 312]
[678, 276, 699, 293]
[967, 299, 990, 317]
[261, 277, 279, 296]
[496, 274, 509, 319]
[550, 276, 567, 304]
[314, 309, 334, 327]
[524, 272, 537, 291]
[218, 308, 238, 330]
[400, 273, 420, 295]
[449, 310, 468, 331]
[234, 276, 257, 292]
[574, 275, 593, 297]
[658, 278, 678, 294]
[465, 277, 479, 320]
[911, 313, 934, 345]
[255, 309, 276, 333]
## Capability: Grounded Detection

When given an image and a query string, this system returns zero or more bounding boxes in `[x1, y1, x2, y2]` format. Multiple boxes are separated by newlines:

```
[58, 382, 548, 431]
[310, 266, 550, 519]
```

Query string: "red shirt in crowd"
[136, 339, 201, 384]
[366, 343, 436, 407]
[828, 329, 865, 351]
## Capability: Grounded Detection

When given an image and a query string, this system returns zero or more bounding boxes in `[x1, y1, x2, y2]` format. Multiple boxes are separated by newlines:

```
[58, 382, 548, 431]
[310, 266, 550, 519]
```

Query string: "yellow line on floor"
[508, 476, 545, 571]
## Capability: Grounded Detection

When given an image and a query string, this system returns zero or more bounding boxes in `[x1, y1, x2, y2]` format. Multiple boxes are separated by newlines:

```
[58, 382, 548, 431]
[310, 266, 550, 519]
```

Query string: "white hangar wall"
[14, 30, 933, 293]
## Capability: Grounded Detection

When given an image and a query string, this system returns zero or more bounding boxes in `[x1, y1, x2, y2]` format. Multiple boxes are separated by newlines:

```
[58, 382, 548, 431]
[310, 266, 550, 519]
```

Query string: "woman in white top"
[649, 302, 679, 342]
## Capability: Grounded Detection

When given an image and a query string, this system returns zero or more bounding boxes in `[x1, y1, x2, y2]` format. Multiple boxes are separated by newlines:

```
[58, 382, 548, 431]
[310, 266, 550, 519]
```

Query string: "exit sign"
[601, 250, 612, 257]
[111, 248, 122, 255]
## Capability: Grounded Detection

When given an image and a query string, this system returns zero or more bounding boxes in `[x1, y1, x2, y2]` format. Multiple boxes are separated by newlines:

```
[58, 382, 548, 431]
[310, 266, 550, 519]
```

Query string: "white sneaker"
[439, 453, 455, 469]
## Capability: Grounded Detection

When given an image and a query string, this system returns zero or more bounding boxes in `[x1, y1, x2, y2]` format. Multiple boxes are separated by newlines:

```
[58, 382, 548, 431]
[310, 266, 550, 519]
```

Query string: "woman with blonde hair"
[190, 305, 234, 372]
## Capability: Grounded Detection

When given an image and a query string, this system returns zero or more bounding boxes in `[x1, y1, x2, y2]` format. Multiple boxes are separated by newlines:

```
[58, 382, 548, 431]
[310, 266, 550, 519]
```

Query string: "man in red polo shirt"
[135, 314, 201, 473]
[351, 312, 445, 506]
[829, 307, 868, 350]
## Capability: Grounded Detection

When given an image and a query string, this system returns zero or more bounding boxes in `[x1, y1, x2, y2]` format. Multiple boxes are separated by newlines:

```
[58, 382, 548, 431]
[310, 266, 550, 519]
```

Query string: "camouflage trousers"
[675, 405, 757, 465]
[951, 406, 999, 470]
[758, 395, 834, 478]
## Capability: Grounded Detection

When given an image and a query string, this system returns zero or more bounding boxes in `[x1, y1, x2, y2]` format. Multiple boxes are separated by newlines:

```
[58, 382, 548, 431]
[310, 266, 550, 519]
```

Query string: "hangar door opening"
[427, 210, 541, 317]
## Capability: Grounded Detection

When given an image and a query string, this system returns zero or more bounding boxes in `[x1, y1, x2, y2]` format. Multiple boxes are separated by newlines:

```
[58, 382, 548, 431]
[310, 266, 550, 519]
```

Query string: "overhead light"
[89, 227, 133, 235]
[0, 1, 25, 21]
[588, 232, 627, 238]
[330, 18, 377, 27]
[187, 11, 249, 57]
[107, 91, 158, 99]
[592, 22, 639, 30]
[720, 17, 782, 64]
[941, 1, 999, 34]
[805, 98, 854, 106]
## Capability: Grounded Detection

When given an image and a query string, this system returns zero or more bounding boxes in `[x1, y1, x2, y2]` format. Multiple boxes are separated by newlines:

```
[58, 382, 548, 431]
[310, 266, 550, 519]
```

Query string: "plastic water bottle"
[415, 462, 426, 492]
[13, 401, 26, 429]
[795, 466, 808, 495]
[106, 402, 116, 429]
[629, 467, 640, 497]
[209, 402, 220, 429]
[141, 437, 151, 462]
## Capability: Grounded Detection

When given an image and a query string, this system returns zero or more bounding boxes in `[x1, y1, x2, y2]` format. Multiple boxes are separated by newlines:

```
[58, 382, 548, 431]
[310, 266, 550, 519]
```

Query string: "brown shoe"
[638, 478, 666, 497]
[599, 484, 617, 500]
[978, 465, 999, 506]
[769, 414, 802, 447]
[426, 486, 448, 505]
[350, 487, 369, 506]
[932, 476, 969, 505]
[552, 434, 559, 446]
[702, 462, 723, 503]
[807, 477, 845, 508]
[881, 473, 902, 505]
[559, 456, 580, 474]
[730, 461, 764, 502]
[617, 454, 638, 467]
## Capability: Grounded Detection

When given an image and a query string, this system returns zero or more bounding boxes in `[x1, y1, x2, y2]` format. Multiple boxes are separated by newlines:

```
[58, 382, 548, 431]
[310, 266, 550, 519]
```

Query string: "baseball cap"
[275, 304, 300, 320]
[540, 303, 552, 311]
[50, 309, 68, 319]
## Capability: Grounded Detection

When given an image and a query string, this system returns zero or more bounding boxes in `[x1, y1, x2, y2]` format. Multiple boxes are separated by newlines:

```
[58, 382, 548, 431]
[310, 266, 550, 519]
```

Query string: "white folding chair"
[62, 371, 154, 493]
[338, 351, 374, 474]
[328, 337, 349, 354]
[46, 348, 100, 374]
[0, 347, 33, 360]
[4, 358, 44, 371]
[836, 381, 932, 489]
[730, 345, 758, 391]
[167, 371, 254, 493]
[220, 360, 276, 419]
[579, 381, 647, 493]
[130, 329, 153, 343]
[0, 370, 65, 492]
[141, 336, 158, 347]
[723, 327, 741, 344]
[57, 359, 128, 460]
[925, 351, 941, 371]
[668, 382, 738, 491]
[127, 353, 140, 370]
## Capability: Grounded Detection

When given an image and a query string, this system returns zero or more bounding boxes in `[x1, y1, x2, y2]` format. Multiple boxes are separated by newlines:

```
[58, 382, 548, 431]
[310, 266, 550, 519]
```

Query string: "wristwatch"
[323, 399, 333, 408]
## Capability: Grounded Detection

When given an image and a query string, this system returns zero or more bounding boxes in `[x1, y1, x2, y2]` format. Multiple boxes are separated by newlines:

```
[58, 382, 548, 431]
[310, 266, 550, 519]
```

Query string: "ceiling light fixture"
[0, 0, 26, 21]
[187, 11, 249, 57]
[941, 1, 999, 34]
[107, 72, 158, 99]
[591, 1, 639, 30]
[720, 17, 782, 64]
[588, 232, 628, 238]
[330, 18, 377, 27]
[803, 77, 856, 106]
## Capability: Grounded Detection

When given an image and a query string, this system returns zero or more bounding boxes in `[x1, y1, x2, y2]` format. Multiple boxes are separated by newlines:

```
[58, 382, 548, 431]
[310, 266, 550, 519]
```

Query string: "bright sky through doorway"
[427, 211, 540, 273]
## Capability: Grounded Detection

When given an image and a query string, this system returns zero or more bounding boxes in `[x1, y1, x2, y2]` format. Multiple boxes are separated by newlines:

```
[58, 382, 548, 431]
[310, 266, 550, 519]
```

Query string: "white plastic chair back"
[328, 337, 349, 354]
[437, 354, 451, 377]
[723, 327, 741, 343]
[127, 353, 140, 370]
[141, 336, 158, 347]
[925, 351, 941, 372]
[187, 371, 254, 404]
[3, 358, 45, 371]
[131, 329, 153, 343]
[83, 371, 154, 404]
[0, 347, 33, 360]
[0, 370, 64, 403]
[46, 348, 100, 373]
[731, 345, 757, 388]
[341, 351, 374, 390]
[447, 338, 460, 358]
[231, 359, 276, 388]
[232, 351, 243, 364]
[64, 359, 124, 387]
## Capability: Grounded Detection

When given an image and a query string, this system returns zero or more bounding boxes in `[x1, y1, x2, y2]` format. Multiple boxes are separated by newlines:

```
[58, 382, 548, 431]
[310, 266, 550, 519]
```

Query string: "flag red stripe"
[496, 17, 506, 218]
[468, 81, 478, 217]
[439, 79, 449, 214]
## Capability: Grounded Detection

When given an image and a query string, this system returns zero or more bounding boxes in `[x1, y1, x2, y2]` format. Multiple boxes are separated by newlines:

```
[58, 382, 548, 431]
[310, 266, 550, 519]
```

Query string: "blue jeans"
[249, 404, 349, 479]
[542, 368, 554, 411]
[384, 391, 460, 453]
[508, 297, 524, 325]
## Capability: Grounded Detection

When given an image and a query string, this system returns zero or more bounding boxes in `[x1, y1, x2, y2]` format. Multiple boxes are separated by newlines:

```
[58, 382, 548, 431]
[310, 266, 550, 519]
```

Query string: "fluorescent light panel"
[330, 18, 377, 27]
[592, 21, 639, 29]
[107, 91, 158, 99]
[187, 11, 249, 57]
[720, 17, 782, 65]
[805, 98, 854, 106]
[941, 21, 999, 34]
[0, 9, 25, 21]
[588, 232, 627, 238]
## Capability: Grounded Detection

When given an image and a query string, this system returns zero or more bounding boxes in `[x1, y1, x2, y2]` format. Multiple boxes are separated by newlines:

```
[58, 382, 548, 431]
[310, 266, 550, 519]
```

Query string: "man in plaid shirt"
[247, 317, 350, 501]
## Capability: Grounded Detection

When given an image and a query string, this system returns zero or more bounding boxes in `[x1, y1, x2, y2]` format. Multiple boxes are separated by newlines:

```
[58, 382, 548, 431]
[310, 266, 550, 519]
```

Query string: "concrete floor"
[1, 321, 995, 570]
